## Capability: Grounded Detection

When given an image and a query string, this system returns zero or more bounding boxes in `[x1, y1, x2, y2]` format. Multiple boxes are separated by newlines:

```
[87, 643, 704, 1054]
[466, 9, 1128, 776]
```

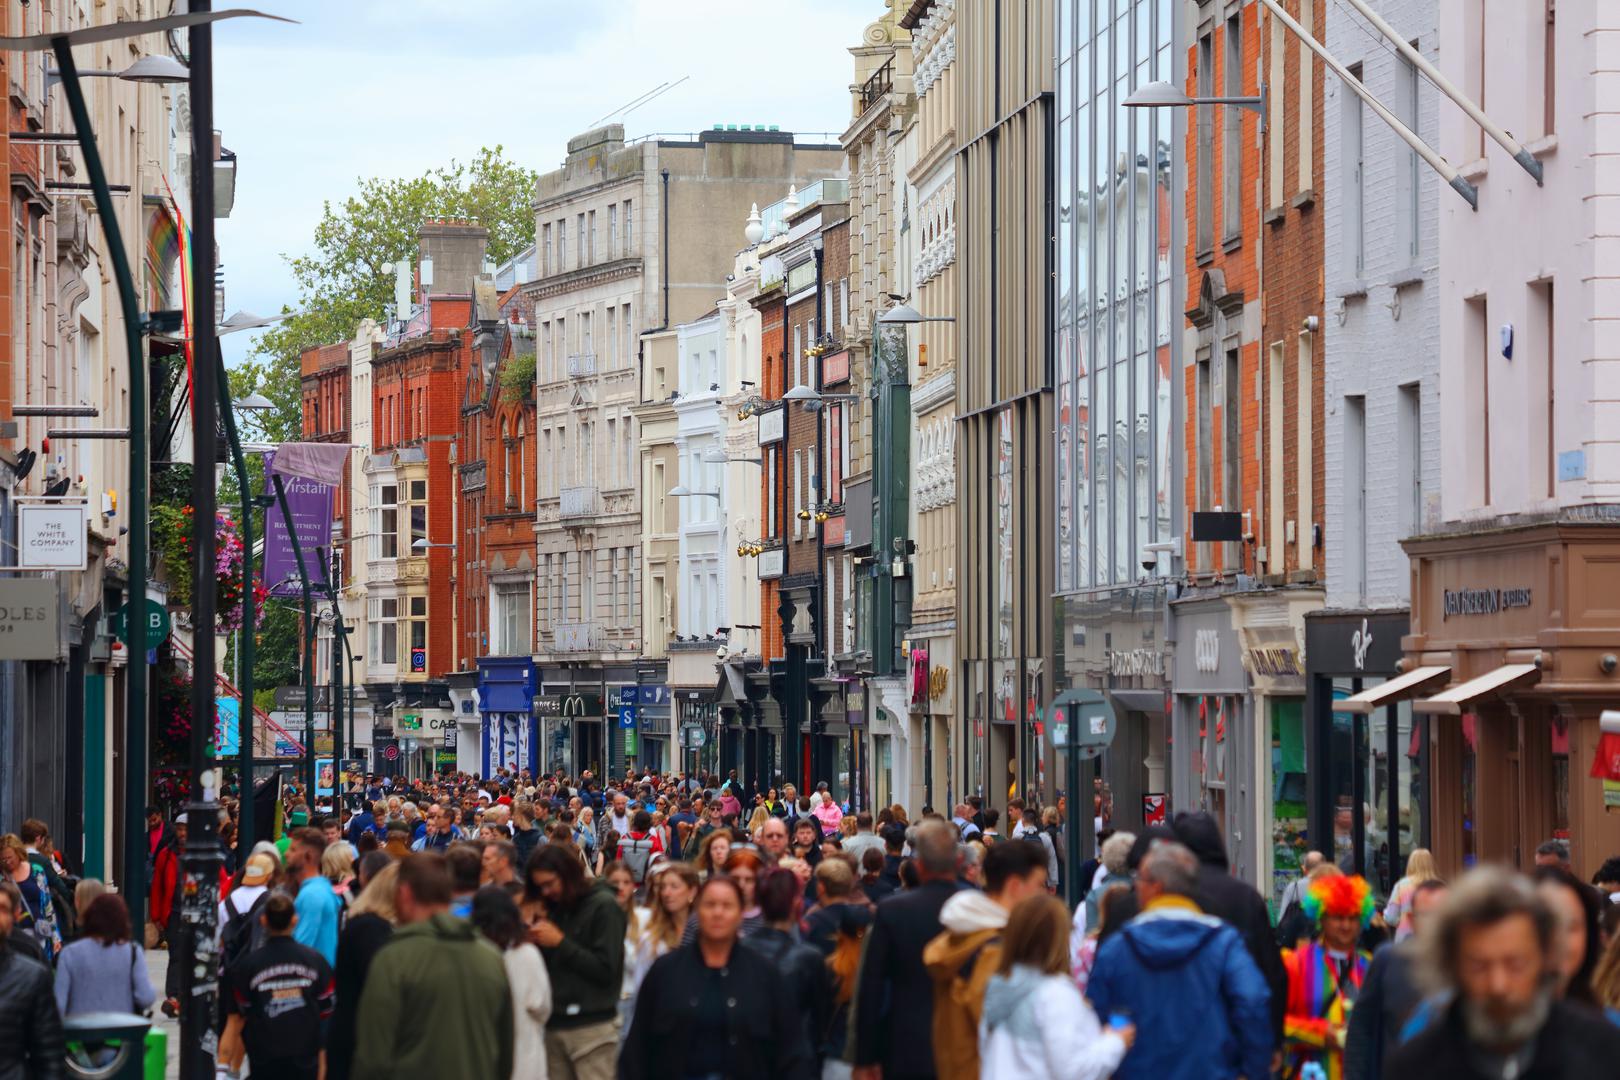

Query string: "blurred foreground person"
[1388, 865, 1620, 1078]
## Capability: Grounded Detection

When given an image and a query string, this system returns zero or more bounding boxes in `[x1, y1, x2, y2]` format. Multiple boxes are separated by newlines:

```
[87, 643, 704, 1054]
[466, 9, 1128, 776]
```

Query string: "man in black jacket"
[1172, 810, 1287, 1050]
[745, 867, 831, 1070]
[851, 819, 961, 1080]
[0, 879, 63, 1080]
[528, 844, 626, 1080]
[1388, 865, 1620, 1078]
[1343, 878, 1446, 1080]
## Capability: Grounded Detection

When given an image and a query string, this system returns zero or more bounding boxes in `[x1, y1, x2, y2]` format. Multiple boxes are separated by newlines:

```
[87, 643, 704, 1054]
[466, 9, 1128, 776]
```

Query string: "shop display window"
[1273, 699, 1309, 909]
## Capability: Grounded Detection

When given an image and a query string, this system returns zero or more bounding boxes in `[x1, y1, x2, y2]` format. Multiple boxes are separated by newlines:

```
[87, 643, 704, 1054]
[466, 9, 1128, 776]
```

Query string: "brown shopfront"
[1389, 522, 1620, 878]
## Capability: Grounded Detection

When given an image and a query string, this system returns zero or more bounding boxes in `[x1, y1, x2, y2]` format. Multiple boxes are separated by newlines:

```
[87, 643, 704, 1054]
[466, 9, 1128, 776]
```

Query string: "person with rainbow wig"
[1281, 873, 1375, 1079]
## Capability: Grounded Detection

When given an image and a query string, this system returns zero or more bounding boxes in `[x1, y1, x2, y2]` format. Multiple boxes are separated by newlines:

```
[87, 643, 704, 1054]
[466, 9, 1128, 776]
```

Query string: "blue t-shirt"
[293, 875, 341, 965]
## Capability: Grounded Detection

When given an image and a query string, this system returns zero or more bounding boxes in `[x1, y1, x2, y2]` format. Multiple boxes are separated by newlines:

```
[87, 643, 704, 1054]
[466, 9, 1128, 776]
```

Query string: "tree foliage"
[231, 146, 539, 442]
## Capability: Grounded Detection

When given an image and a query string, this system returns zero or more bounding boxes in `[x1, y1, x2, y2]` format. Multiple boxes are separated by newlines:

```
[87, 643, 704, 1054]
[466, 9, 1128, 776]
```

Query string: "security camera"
[1302, 314, 1321, 333]
[1140, 549, 1158, 573]
[716, 645, 728, 660]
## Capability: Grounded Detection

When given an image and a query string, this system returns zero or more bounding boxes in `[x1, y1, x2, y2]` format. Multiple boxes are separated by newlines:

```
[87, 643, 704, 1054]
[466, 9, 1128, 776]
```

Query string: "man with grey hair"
[1087, 840, 1271, 1080]
[852, 819, 961, 1080]
[1388, 865, 1620, 1076]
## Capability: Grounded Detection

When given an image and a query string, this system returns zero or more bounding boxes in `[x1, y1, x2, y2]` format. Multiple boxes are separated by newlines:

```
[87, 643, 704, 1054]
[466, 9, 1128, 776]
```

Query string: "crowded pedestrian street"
[7, 0, 1620, 1078]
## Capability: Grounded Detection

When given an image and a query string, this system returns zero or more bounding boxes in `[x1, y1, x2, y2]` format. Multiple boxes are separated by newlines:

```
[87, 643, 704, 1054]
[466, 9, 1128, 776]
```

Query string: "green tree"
[233, 146, 539, 441]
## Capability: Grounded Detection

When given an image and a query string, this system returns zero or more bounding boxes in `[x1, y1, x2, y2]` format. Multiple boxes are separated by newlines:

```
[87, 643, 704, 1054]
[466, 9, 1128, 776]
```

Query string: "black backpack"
[219, 889, 271, 972]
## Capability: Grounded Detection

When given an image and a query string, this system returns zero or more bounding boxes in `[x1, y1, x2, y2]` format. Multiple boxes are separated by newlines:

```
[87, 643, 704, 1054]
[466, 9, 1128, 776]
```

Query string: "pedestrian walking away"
[219, 892, 335, 1080]
[1085, 841, 1272, 1080]
[978, 894, 1130, 1080]
[351, 853, 514, 1080]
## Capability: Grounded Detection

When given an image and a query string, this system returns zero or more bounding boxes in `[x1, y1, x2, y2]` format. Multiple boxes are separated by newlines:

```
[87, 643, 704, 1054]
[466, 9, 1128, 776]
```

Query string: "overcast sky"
[214, 0, 879, 366]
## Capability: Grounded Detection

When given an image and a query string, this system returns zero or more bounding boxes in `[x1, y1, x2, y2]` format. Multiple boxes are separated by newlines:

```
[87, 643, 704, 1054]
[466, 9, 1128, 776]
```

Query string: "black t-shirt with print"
[224, 933, 335, 1066]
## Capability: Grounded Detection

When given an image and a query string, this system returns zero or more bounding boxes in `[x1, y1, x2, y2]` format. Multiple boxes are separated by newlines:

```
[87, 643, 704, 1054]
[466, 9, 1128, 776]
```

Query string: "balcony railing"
[860, 58, 893, 113]
[560, 484, 599, 520]
[566, 351, 596, 378]
[553, 622, 599, 652]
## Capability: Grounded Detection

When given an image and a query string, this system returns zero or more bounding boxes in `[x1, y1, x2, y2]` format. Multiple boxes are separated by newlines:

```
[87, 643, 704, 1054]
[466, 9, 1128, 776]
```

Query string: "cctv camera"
[716, 645, 728, 660]
[1140, 549, 1158, 573]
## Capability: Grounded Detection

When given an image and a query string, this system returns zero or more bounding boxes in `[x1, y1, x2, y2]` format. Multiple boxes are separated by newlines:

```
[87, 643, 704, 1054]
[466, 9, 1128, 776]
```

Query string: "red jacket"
[150, 845, 231, 927]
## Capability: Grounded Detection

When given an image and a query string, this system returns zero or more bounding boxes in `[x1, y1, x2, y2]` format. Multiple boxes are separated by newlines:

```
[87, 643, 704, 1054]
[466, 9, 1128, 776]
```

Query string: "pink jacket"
[813, 798, 843, 835]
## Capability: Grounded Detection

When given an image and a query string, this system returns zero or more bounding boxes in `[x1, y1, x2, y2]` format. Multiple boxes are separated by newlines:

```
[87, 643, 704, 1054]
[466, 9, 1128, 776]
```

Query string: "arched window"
[517, 416, 528, 510]
[502, 418, 514, 509]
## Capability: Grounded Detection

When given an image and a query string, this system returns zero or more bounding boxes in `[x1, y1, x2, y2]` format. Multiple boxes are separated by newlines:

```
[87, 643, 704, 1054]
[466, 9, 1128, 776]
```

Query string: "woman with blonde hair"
[980, 894, 1131, 1079]
[1591, 914, 1620, 1014]
[323, 842, 357, 904]
[747, 804, 772, 841]
[627, 862, 701, 1026]
[1383, 848, 1440, 940]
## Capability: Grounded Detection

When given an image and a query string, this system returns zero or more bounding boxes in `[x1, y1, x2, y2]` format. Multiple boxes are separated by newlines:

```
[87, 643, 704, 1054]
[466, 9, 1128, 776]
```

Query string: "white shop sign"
[18, 502, 87, 570]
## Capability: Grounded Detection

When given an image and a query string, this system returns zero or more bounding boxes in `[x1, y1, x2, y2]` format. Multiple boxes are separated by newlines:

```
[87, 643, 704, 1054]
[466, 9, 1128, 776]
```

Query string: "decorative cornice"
[524, 257, 643, 304]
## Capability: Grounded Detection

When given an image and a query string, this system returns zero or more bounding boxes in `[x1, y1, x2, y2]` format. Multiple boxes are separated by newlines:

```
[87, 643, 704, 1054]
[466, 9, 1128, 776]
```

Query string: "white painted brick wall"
[1321, 0, 1439, 611]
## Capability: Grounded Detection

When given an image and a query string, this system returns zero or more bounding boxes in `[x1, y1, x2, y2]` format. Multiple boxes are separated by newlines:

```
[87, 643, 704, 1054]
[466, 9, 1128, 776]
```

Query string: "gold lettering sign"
[928, 665, 949, 701]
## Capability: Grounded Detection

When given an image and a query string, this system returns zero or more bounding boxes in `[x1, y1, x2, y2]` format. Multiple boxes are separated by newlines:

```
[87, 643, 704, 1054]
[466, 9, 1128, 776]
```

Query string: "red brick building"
[756, 284, 786, 664]
[1176, 0, 1326, 904]
[367, 221, 489, 706]
[300, 341, 353, 545]
[457, 285, 538, 670]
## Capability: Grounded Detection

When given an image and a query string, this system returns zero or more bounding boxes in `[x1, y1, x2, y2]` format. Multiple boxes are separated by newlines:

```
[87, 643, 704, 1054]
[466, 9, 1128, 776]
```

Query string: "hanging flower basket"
[151, 505, 265, 633]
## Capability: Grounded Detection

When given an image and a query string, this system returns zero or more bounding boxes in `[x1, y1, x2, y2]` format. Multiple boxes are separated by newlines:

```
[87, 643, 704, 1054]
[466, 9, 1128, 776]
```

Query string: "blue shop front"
[479, 656, 538, 778]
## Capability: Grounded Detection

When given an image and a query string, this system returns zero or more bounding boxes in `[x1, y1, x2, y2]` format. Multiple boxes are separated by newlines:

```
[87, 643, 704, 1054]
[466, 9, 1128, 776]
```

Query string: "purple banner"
[263, 451, 334, 597]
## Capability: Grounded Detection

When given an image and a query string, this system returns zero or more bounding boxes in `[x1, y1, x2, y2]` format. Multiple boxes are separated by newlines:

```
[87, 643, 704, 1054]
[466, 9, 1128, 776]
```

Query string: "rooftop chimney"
[417, 219, 490, 299]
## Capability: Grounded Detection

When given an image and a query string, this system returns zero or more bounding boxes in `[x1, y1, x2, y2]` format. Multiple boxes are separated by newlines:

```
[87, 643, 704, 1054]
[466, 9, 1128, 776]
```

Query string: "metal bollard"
[62, 1011, 154, 1080]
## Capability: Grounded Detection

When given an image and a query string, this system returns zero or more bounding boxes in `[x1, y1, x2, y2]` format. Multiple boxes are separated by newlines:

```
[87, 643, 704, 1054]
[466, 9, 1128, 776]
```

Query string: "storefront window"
[873, 734, 893, 809]
[1552, 718, 1571, 845]
[1272, 698, 1308, 910]
[833, 736, 852, 803]
[1461, 712, 1478, 867]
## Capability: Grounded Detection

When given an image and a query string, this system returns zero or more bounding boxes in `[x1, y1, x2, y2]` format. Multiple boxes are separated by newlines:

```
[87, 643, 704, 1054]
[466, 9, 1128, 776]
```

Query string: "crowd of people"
[5, 766, 1620, 1078]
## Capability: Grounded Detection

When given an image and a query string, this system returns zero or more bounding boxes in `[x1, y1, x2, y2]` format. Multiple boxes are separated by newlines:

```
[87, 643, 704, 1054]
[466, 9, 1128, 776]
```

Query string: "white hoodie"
[938, 888, 1011, 935]
[979, 965, 1127, 1080]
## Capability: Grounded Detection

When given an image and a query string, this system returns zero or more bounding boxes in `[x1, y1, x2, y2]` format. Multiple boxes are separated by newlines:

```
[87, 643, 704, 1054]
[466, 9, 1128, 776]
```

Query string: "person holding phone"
[978, 894, 1131, 1079]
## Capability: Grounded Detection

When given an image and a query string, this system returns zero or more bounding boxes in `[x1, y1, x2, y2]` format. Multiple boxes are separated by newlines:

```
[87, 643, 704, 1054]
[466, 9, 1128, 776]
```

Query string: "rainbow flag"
[158, 175, 194, 392]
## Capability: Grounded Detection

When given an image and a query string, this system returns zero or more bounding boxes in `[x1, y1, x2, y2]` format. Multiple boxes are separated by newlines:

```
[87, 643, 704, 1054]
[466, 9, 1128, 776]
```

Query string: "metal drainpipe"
[661, 169, 671, 327]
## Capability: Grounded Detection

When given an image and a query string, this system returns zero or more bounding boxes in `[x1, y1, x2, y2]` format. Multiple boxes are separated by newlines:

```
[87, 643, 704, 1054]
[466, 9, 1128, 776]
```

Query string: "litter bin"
[62, 1011, 154, 1080]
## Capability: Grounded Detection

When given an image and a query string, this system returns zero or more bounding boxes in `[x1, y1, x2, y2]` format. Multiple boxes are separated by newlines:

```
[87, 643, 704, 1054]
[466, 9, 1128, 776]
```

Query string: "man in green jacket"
[352, 853, 513, 1080]
[527, 844, 627, 1080]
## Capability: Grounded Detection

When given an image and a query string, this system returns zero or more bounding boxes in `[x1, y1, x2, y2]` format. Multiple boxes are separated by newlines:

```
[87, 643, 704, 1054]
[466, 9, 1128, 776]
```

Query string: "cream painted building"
[898, 0, 958, 812]
[1, 2, 194, 878]
[527, 123, 842, 776]
[842, 3, 917, 809]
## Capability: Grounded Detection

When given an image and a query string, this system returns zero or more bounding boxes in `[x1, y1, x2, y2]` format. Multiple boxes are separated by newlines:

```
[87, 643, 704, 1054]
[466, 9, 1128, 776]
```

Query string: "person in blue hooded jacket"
[1086, 840, 1273, 1080]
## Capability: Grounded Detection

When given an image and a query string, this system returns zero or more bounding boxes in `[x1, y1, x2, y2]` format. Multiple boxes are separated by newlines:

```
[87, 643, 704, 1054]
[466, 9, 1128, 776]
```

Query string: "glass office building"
[1053, 0, 1181, 832]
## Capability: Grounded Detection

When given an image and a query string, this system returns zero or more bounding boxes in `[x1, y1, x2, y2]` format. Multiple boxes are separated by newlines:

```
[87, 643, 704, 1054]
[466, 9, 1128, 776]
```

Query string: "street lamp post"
[218, 382, 270, 849]
[181, 10, 226, 1080]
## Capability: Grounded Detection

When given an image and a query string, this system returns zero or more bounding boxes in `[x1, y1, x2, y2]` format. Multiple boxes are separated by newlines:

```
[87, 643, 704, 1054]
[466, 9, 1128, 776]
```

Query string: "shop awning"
[1337, 665, 1451, 714]
[1413, 663, 1540, 715]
